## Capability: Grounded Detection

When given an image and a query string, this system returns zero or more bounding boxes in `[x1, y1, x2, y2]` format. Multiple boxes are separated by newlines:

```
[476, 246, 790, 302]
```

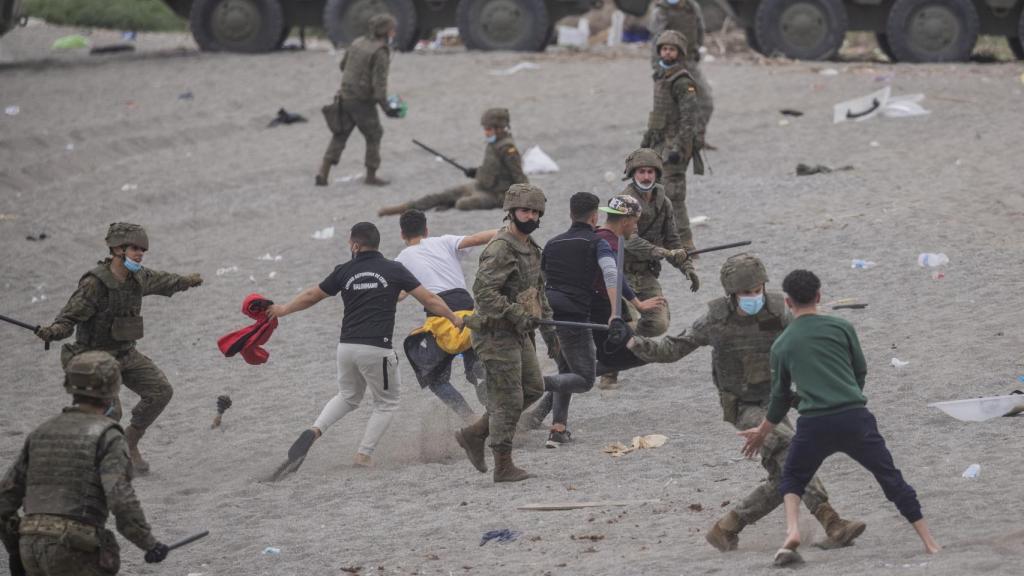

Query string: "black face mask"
[512, 215, 540, 235]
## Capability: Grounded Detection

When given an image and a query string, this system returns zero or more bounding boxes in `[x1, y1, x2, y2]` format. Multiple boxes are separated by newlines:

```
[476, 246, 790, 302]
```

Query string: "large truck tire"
[746, 27, 766, 54]
[875, 32, 896, 60]
[456, 0, 550, 51]
[323, 0, 418, 50]
[1011, 9, 1024, 59]
[884, 0, 978, 62]
[753, 0, 847, 60]
[189, 0, 285, 53]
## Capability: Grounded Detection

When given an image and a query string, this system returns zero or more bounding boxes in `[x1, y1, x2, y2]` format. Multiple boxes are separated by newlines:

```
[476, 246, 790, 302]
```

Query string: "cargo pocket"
[110, 316, 144, 341]
[61, 522, 99, 552]
[97, 528, 121, 575]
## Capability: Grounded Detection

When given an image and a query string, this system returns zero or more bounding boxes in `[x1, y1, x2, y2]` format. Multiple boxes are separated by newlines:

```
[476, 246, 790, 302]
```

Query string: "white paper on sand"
[522, 146, 559, 174]
[311, 226, 335, 240]
[834, 87, 930, 124]
[929, 395, 1024, 422]
[556, 18, 590, 47]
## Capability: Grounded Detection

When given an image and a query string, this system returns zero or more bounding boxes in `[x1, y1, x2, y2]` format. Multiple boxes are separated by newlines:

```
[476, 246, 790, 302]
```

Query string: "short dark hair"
[782, 269, 821, 305]
[570, 192, 600, 222]
[399, 209, 427, 238]
[350, 222, 380, 250]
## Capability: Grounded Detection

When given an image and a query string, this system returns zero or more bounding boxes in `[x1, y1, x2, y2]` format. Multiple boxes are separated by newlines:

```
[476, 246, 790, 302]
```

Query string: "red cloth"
[217, 293, 278, 365]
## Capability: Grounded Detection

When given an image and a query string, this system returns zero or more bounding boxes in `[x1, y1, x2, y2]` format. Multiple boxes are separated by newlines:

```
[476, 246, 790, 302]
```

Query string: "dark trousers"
[781, 407, 923, 523]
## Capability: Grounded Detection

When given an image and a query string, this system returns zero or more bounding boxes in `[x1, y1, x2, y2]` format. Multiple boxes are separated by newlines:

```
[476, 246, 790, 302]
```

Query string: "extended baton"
[687, 240, 752, 257]
[613, 234, 624, 319]
[535, 319, 609, 332]
[412, 139, 470, 173]
[1, 313, 50, 350]
[167, 530, 209, 552]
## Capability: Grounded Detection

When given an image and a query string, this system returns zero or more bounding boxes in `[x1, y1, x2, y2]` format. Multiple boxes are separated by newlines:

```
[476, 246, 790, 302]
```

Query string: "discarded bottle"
[917, 253, 949, 267]
[851, 259, 876, 270]
[962, 464, 980, 479]
[262, 547, 281, 556]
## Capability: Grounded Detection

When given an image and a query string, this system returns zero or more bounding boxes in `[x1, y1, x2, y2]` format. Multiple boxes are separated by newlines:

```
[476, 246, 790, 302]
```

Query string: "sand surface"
[2, 24, 1024, 576]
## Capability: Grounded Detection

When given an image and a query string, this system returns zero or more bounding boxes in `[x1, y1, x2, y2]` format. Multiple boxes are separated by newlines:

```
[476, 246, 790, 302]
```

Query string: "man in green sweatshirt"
[739, 269, 940, 566]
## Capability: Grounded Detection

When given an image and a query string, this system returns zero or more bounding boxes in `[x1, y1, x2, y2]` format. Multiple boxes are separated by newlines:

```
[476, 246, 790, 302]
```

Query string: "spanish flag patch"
[506, 146, 519, 156]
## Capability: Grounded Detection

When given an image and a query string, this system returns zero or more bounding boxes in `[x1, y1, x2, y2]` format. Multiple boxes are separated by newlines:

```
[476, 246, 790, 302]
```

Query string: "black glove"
[463, 167, 477, 179]
[667, 151, 682, 164]
[145, 542, 169, 564]
[603, 318, 634, 354]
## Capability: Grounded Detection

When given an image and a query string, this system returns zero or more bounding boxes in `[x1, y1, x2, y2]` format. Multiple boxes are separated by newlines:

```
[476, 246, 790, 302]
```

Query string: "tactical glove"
[666, 249, 690, 268]
[685, 269, 700, 293]
[184, 273, 203, 288]
[35, 325, 58, 343]
[541, 330, 560, 360]
[463, 167, 477, 179]
[651, 247, 671, 260]
[144, 542, 169, 563]
[603, 318, 634, 354]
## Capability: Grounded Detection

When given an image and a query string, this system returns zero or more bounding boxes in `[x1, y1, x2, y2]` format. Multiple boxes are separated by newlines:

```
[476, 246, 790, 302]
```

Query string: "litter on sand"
[962, 464, 981, 479]
[215, 266, 239, 276]
[258, 253, 283, 261]
[833, 87, 930, 124]
[336, 172, 364, 183]
[796, 163, 854, 176]
[518, 500, 659, 511]
[4, 106, 19, 116]
[890, 358, 910, 368]
[917, 253, 949, 267]
[556, 18, 589, 47]
[262, 546, 281, 555]
[929, 393, 1024, 422]
[311, 226, 335, 240]
[267, 108, 307, 127]
[489, 62, 540, 76]
[479, 529, 520, 546]
[51, 35, 90, 51]
[689, 215, 709, 226]
[780, 109, 804, 117]
[603, 434, 669, 457]
[522, 146, 559, 174]
[851, 259, 876, 269]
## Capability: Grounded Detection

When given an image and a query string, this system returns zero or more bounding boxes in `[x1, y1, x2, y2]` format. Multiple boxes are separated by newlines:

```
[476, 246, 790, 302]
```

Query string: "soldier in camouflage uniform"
[642, 29, 704, 250]
[649, 0, 714, 129]
[0, 352, 169, 575]
[627, 254, 866, 551]
[454, 184, 558, 483]
[316, 14, 399, 187]
[377, 108, 527, 216]
[35, 223, 203, 474]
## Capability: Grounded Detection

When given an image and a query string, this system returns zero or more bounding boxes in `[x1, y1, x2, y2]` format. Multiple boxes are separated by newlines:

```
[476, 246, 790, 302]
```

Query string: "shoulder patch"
[505, 146, 519, 156]
[687, 85, 696, 93]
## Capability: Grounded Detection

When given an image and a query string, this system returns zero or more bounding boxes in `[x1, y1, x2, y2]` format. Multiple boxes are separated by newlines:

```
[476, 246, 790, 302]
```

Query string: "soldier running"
[316, 14, 400, 187]
[649, 0, 714, 130]
[34, 223, 203, 474]
[378, 108, 527, 215]
[627, 254, 866, 551]
[0, 352, 170, 574]
[643, 30, 704, 249]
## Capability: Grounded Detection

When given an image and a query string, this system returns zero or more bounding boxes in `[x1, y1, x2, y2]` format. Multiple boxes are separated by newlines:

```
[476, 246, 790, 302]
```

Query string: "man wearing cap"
[643, 30, 704, 249]
[627, 255, 865, 552]
[316, 14, 399, 187]
[35, 223, 203, 474]
[377, 108, 527, 216]
[454, 184, 555, 482]
[649, 0, 714, 130]
[0, 352, 170, 574]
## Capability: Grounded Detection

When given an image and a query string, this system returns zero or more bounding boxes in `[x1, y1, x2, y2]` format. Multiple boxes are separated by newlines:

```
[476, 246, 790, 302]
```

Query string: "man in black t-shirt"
[266, 222, 463, 471]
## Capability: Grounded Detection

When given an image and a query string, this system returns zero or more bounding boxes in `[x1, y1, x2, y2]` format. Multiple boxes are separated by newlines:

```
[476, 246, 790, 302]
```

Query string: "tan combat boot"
[813, 502, 866, 548]
[377, 202, 411, 217]
[124, 425, 150, 475]
[455, 414, 489, 473]
[491, 448, 530, 483]
[705, 510, 745, 551]
[363, 168, 389, 186]
[597, 372, 619, 390]
[315, 159, 332, 186]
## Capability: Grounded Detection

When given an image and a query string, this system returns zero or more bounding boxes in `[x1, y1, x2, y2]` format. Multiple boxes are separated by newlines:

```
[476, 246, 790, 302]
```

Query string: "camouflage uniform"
[456, 184, 555, 482]
[318, 15, 395, 184]
[650, 0, 714, 127]
[629, 254, 864, 550]
[642, 30, 704, 250]
[0, 352, 164, 575]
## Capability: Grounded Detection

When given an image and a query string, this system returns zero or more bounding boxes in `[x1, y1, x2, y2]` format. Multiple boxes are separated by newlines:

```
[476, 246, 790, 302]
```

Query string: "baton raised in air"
[0, 313, 50, 350]
[687, 240, 752, 257]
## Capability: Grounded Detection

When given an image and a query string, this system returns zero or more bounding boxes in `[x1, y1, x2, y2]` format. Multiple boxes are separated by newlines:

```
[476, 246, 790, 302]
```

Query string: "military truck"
[1, 0, 22, 38]
[163, 0, 619, 53]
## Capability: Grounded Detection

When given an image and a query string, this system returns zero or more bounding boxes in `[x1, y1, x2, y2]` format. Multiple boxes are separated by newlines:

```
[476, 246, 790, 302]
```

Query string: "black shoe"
[288, 429, 317, 461]
[545, 429, 572, 449]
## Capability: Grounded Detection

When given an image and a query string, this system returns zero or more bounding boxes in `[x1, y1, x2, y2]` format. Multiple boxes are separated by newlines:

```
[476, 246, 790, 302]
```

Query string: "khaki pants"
[322, 100, 383, 170]
[410, 183, 501, 212]
[472, 329, 544, 450]
[61, 345, 173, 431]
[19, 534, 113, 576]
[661, 163, 694, 250]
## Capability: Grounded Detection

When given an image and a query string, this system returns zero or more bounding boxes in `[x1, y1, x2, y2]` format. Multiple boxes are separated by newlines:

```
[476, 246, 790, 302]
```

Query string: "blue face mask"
[122, 257, 143, 273]
[738, 293, 765, 316]
[666, 0, 680, 5]
[485, 135, 497, 144]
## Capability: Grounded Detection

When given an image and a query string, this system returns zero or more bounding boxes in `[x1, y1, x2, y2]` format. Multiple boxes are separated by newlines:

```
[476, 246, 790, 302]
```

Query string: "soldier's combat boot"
[491, 448, 530, 483]
[315, 160, 332, 186]
[455, 414, 489, 473]
[377, 202, 411, 217]
[813, 503, 866, 548]
[597, 372, 619, 390]
[363, 167, 390, 186]
[705, 511, 745, 551]
[125, 425, 150, 475]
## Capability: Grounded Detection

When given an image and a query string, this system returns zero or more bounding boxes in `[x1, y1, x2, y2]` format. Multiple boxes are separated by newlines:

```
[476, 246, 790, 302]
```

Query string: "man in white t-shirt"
[396, 209, 497, 421]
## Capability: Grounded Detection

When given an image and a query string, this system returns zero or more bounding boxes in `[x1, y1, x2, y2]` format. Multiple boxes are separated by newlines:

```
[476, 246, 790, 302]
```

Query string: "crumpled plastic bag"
[52, 35, 90, 51]
[522, 146, 559, 175]
[603, 434, 669, 457]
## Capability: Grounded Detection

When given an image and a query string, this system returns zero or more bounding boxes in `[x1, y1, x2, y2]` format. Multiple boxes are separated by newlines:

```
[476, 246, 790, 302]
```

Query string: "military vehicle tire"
[276, 25, 290, 49]
[754, 0, 847, 60]
[456, 0, 550, 51]
[885, 0, 978, 62]
[189, 0, 285, 53]
[1010, 37, 1024, 59]
[875, 32, 896, 60]
[323, 0, 418, 50]
[745, 27, 766, 54]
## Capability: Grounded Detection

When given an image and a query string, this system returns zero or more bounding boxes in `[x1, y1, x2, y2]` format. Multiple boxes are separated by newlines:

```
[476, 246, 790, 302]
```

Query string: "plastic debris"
[489, 62, 540, 76]
[796, 163, 853, 176]
[52, 35, 90, 50]
[607, 10, 624, 47]
[522, 146, 559, 175]
[689, 215, 709, 226]
[262, 547, 281, 556]
[216, 266, 240, 276]
[480, 529, 520, 546]
[65, 143, 74, 151]
[819, 68, 839, 76]
[121, 184, 138, 192]
[869, 141, 881, 148]
[778, 119, 790, 126]
[851, 259, 876, 270]
[258, 253, 283, 261]
[30, 295, 48, 304]
[267, 108, 307, 127]
[603, 434, 669, 457]
[929, 394, 1024, 422]
[962, 464, 980, 479]
[890, 358, 909, 369]
[268, 271, 277, 279]
[336, 173, 364, 183]
[4, 106, 19, 116]
[917, 253, 949, 267]
[881, 94, 930, 118]
[556, 18, 590, 47]
[834, 87, 930, 124]
[312, 226, 335, 240]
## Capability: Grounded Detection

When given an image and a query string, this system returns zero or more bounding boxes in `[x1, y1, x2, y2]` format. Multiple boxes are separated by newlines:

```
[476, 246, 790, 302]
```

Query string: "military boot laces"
[705, 510, 744, 552]
[491, 448, 530, 483]
[813, 503, 866, 548]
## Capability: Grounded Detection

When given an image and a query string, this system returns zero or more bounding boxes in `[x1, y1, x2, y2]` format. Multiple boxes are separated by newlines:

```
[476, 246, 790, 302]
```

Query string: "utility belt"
[718, 391, 765, 424]
[20, 514, 120, 572]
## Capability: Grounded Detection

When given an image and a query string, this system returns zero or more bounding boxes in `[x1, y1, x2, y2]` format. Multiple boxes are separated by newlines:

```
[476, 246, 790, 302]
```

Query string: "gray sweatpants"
[313, 343, 401, 456]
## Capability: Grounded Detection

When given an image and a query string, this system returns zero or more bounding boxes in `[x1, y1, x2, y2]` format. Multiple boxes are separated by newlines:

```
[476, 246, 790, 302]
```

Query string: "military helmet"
[623, 147, 663, 179]
[480, 108, 510, 129]
[600, 195, 642, 217]
[368, 13, 397, 37]
[503, 183, 547, 215]
[720, 253, 769, 295]
[65, 351, 122, 400]
[105, 222, 149, 250]
[655, 30, 688, 55]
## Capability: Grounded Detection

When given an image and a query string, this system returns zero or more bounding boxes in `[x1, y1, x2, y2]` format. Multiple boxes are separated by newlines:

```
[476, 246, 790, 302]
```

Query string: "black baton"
[687, 240, 752, 257]
[535, 319, 609, 332]
[167, 530, 210, 552]
[0, 313, 50, 350]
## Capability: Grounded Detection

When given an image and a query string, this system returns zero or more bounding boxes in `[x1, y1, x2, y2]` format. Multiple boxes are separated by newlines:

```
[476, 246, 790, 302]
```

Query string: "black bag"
[321, 95, 343, 134]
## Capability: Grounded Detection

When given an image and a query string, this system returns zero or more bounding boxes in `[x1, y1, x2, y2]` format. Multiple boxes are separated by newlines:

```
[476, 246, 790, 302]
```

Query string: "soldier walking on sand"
[649, 0, 714, 130]
[34, 223, 203, 474]
[627, 254, 866, 552]
[455, 184, 559, 482]
[378, 108, 528, 215]
[316, 14, 400, 187]
[643, 30, 705, 249]
[0, 352, 170, 575]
